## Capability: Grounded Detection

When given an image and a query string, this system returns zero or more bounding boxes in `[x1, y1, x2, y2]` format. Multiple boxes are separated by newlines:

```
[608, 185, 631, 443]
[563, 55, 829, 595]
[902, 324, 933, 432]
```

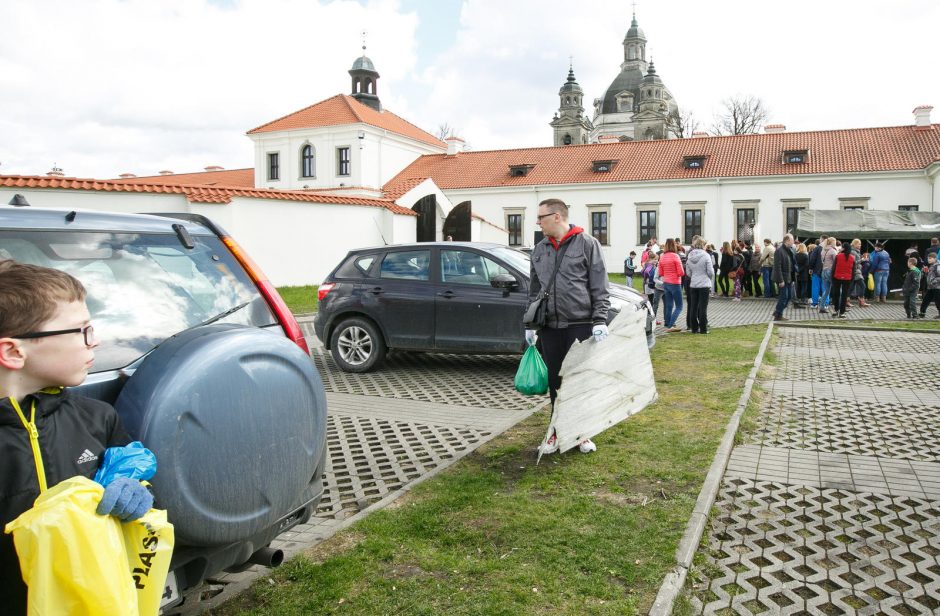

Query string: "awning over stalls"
[795, 210, 940, 240]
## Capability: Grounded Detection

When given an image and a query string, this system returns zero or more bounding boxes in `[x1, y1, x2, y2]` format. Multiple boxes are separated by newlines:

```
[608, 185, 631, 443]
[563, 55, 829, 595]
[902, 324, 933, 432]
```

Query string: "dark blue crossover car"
[0, 205, 328, 610]
[315, 242, 655, 372]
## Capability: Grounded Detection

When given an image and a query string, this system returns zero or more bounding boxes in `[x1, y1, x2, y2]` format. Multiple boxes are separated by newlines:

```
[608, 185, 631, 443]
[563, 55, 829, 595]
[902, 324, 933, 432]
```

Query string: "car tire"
[330, 317, 386, 372]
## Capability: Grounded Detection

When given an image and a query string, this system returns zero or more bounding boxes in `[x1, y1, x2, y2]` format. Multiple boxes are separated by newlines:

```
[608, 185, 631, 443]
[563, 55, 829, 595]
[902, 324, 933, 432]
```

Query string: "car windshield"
[0, 230, 277, 372]
[488, 246, 531, 275]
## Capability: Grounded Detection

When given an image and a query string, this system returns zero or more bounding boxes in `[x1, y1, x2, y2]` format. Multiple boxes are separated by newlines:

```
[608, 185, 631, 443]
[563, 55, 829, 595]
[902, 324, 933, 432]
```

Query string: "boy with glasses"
[0, 260, 153, 613]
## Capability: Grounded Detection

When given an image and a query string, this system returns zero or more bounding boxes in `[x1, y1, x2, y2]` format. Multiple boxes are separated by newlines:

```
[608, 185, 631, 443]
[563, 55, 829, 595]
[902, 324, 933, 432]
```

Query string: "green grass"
[788, 318, 940, 331]
[608, 273, 645, 294]
[276, 285, 318, 315]
[212, 325, 767, 616]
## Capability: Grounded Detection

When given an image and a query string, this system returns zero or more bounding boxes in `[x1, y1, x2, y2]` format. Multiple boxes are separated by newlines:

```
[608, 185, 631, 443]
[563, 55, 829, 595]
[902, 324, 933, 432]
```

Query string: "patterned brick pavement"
[690, 326, 940, 615]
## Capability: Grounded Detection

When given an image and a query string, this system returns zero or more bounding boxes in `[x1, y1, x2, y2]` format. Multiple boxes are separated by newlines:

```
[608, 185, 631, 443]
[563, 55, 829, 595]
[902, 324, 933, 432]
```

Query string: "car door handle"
[369, 287, 384, 295]
[437, 290, 455, 298]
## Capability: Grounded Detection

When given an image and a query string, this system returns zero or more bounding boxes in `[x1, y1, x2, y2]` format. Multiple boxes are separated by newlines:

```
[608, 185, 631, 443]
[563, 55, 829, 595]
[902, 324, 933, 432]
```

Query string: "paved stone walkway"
[654, 295, 923, 333]
[690, 326, 940, 615]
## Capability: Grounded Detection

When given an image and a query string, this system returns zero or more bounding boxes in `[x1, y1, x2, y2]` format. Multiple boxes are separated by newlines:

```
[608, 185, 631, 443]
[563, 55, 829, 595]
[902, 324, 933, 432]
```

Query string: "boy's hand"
[96, 477, 153, 521]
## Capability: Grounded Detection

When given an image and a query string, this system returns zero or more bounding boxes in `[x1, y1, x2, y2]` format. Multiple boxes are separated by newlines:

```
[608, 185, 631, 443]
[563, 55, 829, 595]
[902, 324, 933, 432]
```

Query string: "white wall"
[250, 124, 443, 192]
[442, 170, 934, 265]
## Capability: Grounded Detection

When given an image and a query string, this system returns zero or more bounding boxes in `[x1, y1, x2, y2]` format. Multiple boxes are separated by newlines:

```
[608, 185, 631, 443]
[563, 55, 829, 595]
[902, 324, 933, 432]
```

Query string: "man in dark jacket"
[1, 260, 152, 613]
[807, 235, 827, 306]
[771, 234, 796, 321]
[525, 198, 609, 454]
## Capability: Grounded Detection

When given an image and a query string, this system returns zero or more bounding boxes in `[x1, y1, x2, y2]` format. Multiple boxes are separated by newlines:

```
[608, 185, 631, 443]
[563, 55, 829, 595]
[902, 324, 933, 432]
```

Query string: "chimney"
[445, 136, 465, 156]
[913, 105, 933, 129]
[597, 135, 619, 143]
[764, 124, 786, 134]
[204, 165, 224, 172]
[118, 173, 136, 179]
[158, 170, 174, 176]
[691, 131, 709, 138]
[46, 164, 64, 177]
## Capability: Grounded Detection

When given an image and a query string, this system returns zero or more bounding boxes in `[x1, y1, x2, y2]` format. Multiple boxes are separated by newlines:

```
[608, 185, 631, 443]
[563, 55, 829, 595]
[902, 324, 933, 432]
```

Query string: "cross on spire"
[361, 30, 367, 54]
[631, 0, 637, 16]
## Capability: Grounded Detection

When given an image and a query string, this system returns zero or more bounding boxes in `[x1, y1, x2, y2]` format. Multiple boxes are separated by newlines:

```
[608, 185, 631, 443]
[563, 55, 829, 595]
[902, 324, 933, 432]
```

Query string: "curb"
[774, 321, 940, 334]
[649, 321, 775, 616]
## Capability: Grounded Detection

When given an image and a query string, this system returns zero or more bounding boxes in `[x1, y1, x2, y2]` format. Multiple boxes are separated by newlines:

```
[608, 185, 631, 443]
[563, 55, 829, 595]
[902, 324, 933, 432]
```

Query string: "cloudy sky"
[1, 0, 937, 179]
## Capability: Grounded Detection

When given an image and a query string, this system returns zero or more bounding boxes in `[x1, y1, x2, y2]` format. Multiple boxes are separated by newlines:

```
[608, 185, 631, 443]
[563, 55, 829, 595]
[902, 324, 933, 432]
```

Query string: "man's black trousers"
[538, 324, 593, 403]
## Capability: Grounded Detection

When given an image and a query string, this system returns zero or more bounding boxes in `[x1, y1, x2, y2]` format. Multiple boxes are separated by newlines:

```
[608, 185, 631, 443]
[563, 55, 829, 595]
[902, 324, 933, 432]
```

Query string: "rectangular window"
[683, 156, 706, 169]
[839, 197, 869, 211]
[683, 209, 702, 245]
[735, 208, 756, 243]
[337, 147, 351, 176]
[591, 211, 609, 245]
[638, 210, 657, 245]
[898, 205, 919, 212]
[267, 152, 279, 181]
[506, 214, 522, 246]
[783, 150, 808, 164]
[785, 207, 805, 234]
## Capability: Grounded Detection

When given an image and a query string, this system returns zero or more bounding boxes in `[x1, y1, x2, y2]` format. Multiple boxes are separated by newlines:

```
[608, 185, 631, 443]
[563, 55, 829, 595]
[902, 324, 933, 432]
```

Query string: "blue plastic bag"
[514, 343, 548, 396]
[93, 441, 157, 487]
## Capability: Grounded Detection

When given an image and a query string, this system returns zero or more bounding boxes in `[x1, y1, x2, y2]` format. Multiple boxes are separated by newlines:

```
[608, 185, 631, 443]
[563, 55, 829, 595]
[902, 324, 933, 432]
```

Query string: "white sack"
[538, 307, 657, 459]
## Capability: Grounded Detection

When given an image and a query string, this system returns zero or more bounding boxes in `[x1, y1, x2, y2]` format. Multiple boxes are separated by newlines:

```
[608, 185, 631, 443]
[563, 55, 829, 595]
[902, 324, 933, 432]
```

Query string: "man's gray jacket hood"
[686, 248, 715, 289]
[528, 226, 610, 328]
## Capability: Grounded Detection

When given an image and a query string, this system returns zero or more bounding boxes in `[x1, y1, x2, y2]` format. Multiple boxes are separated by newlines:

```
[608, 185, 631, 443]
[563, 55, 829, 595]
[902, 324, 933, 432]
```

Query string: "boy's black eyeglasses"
[13, 324, 96, 347]
[536, 212, 558, 220]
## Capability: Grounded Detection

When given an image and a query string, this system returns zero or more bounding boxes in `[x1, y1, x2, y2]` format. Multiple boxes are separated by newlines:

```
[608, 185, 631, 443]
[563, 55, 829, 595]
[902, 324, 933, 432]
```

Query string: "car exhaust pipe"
[248, 546, 284, 568]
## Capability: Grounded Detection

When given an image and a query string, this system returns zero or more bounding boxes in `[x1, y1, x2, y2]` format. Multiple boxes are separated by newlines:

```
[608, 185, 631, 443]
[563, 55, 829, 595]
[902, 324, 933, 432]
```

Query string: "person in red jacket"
[658, 238, 686, 332]
[830, 243, 856, 318]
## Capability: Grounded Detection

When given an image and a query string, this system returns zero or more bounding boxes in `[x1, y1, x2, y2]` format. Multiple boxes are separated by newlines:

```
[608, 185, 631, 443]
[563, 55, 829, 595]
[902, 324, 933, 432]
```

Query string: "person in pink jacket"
[658, 238, 686, 331]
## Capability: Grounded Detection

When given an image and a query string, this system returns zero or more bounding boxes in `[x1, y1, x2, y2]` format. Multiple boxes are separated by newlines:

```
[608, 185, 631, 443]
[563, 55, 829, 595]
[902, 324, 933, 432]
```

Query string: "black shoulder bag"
[523, 241, 571, 329]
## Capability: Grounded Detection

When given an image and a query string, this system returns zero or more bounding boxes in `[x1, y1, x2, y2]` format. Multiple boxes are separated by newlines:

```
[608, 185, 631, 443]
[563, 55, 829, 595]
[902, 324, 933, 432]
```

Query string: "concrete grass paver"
[691, 325, 940, 615]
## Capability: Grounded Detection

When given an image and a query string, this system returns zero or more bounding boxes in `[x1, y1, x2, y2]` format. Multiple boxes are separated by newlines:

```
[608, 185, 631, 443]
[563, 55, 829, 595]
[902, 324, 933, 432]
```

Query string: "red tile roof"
[383, 176, 429, 200]
[113, 168, 255, 188]
[0, 175, 416, 215]
[385, 124, 940, 191]
[247, 94, 446, 149]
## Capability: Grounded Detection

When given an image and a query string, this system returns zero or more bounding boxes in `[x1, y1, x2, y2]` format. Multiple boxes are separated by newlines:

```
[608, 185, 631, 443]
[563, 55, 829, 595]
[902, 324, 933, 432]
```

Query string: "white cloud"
[1, 0, 937, 177]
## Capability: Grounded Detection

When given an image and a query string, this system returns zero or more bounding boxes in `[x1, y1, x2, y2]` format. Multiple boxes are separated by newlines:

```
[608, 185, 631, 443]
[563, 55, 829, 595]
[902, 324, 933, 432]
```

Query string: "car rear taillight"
[221, 236, 310, 355]
[317, 283, 335, 301]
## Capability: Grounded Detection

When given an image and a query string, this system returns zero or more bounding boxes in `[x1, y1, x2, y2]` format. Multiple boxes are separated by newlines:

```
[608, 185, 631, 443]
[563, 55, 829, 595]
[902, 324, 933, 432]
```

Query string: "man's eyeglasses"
[536, 212, 558, 220]
[13, 324, 96, 347]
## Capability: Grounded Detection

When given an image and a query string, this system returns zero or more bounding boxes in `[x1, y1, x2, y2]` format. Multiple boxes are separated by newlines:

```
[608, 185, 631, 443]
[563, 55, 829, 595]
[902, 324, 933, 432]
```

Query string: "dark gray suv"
[315, 242, 655, 372]
[0, 206, 328, 610]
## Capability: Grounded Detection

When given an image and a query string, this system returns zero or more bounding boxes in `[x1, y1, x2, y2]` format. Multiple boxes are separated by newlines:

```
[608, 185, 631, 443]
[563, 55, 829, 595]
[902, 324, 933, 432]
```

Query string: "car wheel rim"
[337, 326, 373, 366]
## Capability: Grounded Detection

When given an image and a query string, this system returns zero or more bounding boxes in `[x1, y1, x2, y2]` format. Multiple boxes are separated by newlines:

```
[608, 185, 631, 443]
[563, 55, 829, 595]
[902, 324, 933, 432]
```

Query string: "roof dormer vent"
[509, 164, 534, 177]
[592, 159, 618, 173]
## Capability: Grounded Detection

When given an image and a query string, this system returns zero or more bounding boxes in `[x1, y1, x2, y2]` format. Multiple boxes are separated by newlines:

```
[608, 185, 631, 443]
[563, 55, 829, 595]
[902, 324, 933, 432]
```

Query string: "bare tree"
[436, 122, 454, 140]
[666, 108, 700, 138]
[711, 95, 769, 135]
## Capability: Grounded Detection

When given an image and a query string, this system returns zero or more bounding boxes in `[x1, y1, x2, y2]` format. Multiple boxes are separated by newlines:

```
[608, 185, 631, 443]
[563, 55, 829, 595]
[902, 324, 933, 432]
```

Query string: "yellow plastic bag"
[4, 476, 174, 616]
[867, 273, 875, 291]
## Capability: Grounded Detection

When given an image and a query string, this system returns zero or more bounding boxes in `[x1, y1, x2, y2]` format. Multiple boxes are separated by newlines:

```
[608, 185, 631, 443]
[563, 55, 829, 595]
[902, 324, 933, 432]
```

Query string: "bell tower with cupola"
[349, 43, 382, 112]
[550, 64, 592, 146]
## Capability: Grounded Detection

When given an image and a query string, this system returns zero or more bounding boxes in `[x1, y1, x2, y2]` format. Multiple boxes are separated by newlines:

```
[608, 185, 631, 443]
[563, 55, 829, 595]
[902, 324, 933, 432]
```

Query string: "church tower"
[588, 12, 678, 142]
[550, 65, 592, 146]
[349, 44, 381, 112]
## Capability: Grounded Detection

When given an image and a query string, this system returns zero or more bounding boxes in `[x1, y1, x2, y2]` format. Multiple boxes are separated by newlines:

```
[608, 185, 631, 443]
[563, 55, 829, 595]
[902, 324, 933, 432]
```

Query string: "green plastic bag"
[515, 343, 548, 395]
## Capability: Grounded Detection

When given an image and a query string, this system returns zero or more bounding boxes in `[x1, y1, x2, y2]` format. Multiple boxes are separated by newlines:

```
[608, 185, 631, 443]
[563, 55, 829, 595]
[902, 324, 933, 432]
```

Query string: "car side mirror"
[491, 274, 518, 291]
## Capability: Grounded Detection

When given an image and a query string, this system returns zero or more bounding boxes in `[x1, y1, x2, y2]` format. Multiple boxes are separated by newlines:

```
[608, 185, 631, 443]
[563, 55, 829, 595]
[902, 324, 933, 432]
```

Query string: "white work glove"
[525, 329, 538, 345]
[592, 323, 609, 342]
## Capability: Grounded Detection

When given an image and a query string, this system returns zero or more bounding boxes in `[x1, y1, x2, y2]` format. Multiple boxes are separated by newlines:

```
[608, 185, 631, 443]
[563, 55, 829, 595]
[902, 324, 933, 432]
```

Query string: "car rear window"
[0, 229, 277, 372]
[334, 253, 377, 279]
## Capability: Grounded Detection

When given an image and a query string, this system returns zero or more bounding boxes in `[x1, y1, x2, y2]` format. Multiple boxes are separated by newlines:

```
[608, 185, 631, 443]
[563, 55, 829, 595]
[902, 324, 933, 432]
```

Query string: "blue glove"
[524, 329, 538, 345]
[592, 323, 609, 342]
[96, 476, 153, 521]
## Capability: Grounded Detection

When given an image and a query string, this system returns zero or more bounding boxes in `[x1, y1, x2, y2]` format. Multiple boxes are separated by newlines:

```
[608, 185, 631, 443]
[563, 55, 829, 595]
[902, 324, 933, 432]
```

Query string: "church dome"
[600, 67, 644, 114]
[641, 61, 662, 85]
[351, 55, 376, 72]
[625, 15, 645, 41]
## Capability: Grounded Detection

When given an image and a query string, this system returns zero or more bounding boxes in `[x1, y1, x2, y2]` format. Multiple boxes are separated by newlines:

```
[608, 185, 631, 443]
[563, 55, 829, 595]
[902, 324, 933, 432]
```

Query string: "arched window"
[300, 144, 315, 178]
[628, 46, 636, 60]
[366, 79, 373, 94]
[563, 134, 572, 145]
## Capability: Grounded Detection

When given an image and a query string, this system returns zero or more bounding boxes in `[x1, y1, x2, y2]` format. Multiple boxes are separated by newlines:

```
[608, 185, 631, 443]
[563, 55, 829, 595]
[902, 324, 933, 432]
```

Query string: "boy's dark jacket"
[902, 267, 922, 295]
[1, 389, 129, 614]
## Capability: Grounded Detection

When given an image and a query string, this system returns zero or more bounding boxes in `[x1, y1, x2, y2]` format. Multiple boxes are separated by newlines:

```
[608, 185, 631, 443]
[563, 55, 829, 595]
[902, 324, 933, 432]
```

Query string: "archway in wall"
[412, 195, 437, 242]
[443, 201, 471, 241]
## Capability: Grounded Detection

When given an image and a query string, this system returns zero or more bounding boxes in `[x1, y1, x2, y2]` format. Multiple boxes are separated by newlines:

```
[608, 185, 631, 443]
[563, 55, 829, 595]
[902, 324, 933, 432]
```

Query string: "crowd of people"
[634, 235, 940, 332]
